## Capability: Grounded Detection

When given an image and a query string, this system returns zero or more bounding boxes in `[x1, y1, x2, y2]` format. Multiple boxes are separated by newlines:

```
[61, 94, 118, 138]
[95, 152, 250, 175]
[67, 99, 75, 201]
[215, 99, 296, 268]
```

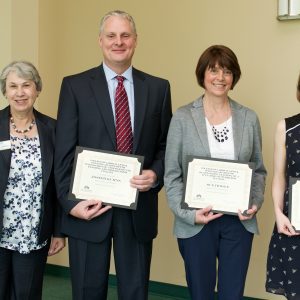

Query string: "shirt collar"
[102, 62, 133, 83]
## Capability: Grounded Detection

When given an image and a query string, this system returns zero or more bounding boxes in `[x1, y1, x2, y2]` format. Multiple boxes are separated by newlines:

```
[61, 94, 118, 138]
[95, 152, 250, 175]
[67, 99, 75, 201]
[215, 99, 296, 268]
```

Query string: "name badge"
[0, 140, 11, 151]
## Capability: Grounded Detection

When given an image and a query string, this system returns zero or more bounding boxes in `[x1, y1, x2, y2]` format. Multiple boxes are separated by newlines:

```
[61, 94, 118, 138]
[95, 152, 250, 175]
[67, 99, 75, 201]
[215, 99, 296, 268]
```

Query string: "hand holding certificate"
[289, 177, 300, 232]
[69, 147, 144, 210]
[182, 156, 254, 215]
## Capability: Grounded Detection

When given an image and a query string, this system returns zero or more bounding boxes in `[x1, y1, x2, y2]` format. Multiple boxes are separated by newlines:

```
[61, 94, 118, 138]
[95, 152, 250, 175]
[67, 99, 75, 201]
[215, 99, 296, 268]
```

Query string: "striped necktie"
[115, 76, 133, 153]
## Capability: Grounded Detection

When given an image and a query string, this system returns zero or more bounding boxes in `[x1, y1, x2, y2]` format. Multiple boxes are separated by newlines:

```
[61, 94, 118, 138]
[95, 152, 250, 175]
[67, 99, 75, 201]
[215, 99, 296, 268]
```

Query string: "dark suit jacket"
[0, 107, 62, 243]
[54, 64, 172, 243]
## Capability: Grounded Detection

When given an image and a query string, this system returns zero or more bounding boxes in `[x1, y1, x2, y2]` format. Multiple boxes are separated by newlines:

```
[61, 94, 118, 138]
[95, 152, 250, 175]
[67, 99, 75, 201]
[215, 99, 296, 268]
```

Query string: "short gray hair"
[99, 10, 137, 35]
[0, 61, 42, 96]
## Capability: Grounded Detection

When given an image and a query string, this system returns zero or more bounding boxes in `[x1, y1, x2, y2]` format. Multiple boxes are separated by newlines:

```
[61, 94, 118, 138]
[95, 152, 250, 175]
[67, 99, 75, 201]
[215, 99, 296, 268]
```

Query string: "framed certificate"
[288, 177, 300, 232]
[182, 156, 255, 215]
[68, 146, 144, 210]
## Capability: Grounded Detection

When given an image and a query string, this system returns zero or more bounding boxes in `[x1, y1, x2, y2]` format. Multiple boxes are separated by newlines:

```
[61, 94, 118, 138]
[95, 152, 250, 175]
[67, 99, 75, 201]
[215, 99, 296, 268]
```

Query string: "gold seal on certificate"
[68, 146, 144, 210]
[182, 156, 255, 215]
[289, 177, 300, 232]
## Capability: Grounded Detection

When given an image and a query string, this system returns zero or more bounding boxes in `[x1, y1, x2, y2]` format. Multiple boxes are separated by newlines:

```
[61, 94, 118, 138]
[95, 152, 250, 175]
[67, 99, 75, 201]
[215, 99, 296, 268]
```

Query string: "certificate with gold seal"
[289, 177, 300, 232]
[182, 156, 254, 215]
[68, 146, 144, 210]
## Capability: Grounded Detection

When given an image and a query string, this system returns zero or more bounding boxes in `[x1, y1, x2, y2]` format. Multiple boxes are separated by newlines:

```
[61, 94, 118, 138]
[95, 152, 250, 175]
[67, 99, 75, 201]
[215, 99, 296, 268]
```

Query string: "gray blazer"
[164, 96, 267, 238]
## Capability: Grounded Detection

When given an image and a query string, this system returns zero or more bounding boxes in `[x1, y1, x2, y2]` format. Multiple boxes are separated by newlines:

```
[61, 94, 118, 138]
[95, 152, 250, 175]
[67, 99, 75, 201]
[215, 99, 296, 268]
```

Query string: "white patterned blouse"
[0, 135, 47, 254]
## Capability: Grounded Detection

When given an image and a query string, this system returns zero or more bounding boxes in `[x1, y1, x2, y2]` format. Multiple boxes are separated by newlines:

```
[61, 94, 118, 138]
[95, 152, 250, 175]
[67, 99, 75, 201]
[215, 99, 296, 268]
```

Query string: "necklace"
[203, 97, 231, 143]
[212, 124, 229, 143]
[10, 115, 36, 134]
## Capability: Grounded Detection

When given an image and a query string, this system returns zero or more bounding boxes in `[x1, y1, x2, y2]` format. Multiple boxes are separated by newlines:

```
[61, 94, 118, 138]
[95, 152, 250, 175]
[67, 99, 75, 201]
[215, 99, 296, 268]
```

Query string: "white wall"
[3, 1, 300, 299]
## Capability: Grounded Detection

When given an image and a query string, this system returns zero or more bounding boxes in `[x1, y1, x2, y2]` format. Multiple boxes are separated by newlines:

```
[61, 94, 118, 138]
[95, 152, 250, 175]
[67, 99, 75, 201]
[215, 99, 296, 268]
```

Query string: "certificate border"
[288, 176, 300, 232]
[181, 155, 255, 215]
[68, 146, 144, 210]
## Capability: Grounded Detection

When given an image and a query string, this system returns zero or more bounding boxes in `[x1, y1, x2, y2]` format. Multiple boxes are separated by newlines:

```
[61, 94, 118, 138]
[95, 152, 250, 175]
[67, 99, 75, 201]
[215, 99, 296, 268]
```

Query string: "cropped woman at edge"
[266, 73, 300, 300]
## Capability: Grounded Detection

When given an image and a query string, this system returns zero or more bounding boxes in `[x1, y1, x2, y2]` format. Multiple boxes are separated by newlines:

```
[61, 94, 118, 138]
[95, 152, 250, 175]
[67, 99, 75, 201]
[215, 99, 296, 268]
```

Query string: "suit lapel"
[191, 98, 211, 157]
[230, 99, 246, 160]
[132, 68, 148, 153]
[90, 65, 116, 148]
[35, 111, 53, 193]
[0, 107, 12, 171]
[191, 97, 246, 160]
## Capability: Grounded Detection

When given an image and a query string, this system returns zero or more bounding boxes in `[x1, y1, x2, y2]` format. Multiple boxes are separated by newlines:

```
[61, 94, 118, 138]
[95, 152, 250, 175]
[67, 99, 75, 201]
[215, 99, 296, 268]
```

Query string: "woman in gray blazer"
[164, 45, 266, 300]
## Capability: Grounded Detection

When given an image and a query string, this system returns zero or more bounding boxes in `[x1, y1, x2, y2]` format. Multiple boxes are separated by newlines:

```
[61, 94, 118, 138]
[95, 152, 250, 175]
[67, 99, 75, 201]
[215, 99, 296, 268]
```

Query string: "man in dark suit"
[54, 10, 172, 300]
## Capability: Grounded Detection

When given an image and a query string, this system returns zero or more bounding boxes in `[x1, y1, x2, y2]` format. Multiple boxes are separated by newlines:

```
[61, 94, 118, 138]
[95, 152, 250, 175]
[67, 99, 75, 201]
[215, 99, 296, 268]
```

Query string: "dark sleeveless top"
[266, 113, 300, 299]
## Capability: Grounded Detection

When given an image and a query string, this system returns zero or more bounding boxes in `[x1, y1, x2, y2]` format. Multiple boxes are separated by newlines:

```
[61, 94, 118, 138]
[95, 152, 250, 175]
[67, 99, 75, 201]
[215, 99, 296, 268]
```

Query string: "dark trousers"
[68, 208, 153, 300]
[0, 245, 49, 300]
[178, 215, 253, 300]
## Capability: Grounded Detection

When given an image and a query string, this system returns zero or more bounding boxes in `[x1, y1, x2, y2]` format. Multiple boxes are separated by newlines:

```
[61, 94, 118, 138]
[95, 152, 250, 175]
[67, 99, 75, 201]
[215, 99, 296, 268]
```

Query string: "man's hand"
[130, 169, 157, 192]
[70, 200, 112, 220]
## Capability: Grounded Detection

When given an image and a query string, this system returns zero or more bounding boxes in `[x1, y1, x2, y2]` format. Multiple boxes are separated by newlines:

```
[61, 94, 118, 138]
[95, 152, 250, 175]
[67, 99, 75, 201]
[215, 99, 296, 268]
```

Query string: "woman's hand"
[195, 206, 223, 224]
[48, 237, 66, 256]
[275, 210, 299, 236]
[238, 205, 257, 221]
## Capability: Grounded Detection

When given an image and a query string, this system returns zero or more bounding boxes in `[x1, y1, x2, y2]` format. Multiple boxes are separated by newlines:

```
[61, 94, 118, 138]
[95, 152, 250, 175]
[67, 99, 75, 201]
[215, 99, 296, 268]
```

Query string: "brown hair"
[195, 45, 241, 90]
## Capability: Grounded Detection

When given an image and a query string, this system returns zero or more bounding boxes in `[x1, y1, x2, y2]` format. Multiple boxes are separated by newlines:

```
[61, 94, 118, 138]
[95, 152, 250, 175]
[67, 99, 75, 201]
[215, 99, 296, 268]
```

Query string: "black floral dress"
[266, 113, 300, 299]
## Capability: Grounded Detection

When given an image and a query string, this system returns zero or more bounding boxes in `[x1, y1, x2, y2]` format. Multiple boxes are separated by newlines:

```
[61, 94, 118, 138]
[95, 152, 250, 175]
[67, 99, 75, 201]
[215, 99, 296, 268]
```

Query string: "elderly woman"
[164, 45, 267, 299]
[0, 61, 65, 299]
[266, 73, 300, 299]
